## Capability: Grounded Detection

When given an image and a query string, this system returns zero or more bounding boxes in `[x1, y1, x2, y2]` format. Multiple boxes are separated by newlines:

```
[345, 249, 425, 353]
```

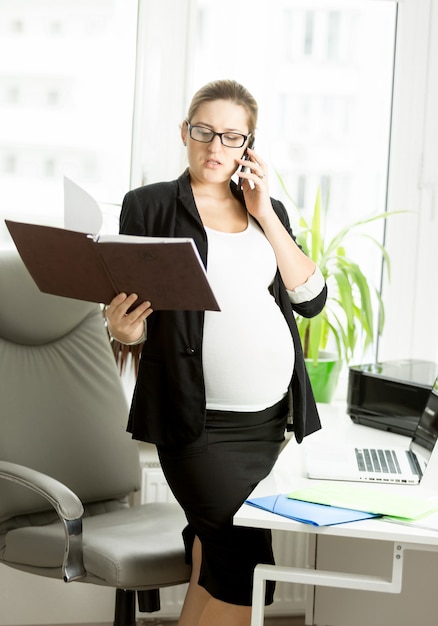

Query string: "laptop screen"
[411, 376, 438, 457]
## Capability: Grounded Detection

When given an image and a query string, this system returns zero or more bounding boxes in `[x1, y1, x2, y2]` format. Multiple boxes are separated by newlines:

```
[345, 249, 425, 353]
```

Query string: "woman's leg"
[178, 536, 211, 626]
[178, 535, 252, 626]
[161, 403, 286, 625]
[199, 598, 251, 626]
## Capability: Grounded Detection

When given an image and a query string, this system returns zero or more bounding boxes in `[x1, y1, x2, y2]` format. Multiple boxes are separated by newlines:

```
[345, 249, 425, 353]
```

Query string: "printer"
[347, 359, 438, 437]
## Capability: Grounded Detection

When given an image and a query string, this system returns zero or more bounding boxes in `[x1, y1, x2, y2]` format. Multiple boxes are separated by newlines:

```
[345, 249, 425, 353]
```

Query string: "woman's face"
[182, 99, 250, 185]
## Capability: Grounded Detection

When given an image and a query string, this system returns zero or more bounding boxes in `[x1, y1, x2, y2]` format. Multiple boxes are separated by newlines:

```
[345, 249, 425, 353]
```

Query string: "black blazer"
[120, 169, 327, 446]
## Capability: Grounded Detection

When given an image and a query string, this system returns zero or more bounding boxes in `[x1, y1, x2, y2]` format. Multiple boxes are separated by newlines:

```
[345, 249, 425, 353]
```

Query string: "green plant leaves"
[276, 173, 405, 364]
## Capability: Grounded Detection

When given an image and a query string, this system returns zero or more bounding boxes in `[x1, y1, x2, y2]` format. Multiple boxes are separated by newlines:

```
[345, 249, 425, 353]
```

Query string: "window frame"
[378, 0, 438, 364]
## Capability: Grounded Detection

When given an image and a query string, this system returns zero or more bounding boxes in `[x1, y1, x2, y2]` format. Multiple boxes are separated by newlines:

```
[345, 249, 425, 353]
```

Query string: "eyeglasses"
[187, 123, 250, 148]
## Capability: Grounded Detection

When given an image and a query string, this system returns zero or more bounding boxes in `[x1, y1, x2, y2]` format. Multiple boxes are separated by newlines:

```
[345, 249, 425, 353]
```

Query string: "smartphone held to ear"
[239, 138, 255, 189]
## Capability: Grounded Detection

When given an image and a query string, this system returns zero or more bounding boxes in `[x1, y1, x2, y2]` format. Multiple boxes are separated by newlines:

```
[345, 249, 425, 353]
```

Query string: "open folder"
[5, 220, 220, 312]
[245, 494, 380, 527]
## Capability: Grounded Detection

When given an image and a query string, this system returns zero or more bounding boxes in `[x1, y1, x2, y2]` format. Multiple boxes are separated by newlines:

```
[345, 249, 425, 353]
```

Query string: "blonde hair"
[186, 80, 258, 135]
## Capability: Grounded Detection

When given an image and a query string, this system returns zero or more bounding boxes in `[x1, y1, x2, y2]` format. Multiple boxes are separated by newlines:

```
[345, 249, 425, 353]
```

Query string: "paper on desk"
[245, 494, 380, 527]
[289, 484, 438, 520]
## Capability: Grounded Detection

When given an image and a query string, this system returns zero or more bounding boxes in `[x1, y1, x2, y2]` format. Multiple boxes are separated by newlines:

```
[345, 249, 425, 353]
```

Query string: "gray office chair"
[0, 248, 191, 626]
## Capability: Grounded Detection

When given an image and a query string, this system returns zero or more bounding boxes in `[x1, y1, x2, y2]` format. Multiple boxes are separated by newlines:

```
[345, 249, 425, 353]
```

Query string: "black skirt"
[157, 397, 288, 606]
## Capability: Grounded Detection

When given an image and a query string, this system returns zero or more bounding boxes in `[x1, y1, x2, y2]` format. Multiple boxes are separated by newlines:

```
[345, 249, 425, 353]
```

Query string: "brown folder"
[5, 220, 220, 311]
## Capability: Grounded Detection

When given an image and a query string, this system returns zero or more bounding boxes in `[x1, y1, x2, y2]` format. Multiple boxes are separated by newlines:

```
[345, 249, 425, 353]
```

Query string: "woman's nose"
[208, 134, 223, 150]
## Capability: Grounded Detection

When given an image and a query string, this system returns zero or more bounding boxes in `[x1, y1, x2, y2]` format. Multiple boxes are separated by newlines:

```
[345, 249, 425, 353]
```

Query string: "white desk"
[234, 403, 438, 626]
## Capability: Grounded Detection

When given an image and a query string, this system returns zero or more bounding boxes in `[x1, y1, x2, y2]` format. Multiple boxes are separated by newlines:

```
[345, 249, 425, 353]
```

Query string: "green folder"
[288, 484, 438, 520]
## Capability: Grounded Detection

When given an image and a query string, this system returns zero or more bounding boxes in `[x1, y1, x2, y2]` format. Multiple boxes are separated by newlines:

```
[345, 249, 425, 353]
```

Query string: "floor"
[137, 618, 305, 625]
[32, 616, 306, 626]
[32, 616, 307, 626]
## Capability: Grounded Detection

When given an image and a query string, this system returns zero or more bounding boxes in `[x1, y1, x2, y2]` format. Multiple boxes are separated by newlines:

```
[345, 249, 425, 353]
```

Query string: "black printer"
[347, 359, 438, 437]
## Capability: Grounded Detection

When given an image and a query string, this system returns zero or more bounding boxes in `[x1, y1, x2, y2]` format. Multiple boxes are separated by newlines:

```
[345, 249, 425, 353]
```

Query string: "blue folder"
[245, 494, 381, 526]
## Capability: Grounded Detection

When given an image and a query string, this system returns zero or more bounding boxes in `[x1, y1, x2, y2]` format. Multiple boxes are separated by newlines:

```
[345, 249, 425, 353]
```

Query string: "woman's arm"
[257, 209, 318, 291]
[238, 148, 321, 291]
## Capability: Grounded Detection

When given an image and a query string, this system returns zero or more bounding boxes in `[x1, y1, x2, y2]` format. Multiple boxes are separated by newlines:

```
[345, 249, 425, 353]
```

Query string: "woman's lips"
[205, 159, 221, 168]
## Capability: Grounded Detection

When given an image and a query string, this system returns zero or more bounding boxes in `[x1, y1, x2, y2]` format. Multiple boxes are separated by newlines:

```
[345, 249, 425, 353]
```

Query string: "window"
[327, 11, 341, 60]
[2, 0, 436, 365]
[187, 0, 397, 363]
[304, 11, 315, 56]
[0, 0, 138, 244]
[189, 1, 395, 220]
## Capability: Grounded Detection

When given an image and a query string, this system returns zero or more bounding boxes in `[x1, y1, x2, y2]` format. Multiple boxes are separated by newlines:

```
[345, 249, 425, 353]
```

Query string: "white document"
[63, 176, 103, 234]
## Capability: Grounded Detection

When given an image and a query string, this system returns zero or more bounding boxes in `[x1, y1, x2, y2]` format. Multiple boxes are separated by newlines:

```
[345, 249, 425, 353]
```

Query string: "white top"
[203, 217, 297, 412]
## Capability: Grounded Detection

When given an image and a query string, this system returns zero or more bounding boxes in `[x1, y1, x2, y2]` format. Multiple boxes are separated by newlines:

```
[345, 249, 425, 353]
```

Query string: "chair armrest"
[0, 460, 86, 582]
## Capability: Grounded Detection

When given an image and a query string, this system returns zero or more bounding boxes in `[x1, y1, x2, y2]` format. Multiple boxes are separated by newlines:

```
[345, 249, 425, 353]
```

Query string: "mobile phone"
[239, 137, 255, 189]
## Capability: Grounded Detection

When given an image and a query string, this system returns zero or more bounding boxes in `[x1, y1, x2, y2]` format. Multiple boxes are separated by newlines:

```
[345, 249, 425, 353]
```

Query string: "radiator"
[140, 462, 308, 618]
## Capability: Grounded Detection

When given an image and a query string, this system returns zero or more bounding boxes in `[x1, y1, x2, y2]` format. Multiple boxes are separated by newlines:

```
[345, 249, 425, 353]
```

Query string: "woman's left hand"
[237, 147, 273, 221]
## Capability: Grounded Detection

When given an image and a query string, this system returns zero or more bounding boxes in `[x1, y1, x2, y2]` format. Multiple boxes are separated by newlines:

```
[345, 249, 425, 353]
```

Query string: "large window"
[0, 0, 137, 243]
[188, 0, 397, 363]
[190, 1, 395, 224]
[1, 0, 436, 366]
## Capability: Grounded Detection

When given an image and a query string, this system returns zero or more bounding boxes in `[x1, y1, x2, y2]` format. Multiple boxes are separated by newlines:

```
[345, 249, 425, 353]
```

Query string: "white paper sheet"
[63, 176, 103, 234]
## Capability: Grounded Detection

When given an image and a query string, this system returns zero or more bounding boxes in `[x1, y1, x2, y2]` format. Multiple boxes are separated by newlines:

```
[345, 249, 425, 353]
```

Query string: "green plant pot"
[305, 351, 341, 404]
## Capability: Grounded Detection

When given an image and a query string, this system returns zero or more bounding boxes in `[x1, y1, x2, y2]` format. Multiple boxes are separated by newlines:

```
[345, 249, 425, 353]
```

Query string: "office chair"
[0, 248, 191, 626]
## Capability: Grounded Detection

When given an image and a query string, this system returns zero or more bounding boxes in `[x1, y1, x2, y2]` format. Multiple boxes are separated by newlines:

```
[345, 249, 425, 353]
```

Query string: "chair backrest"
[0, 248, 140, 523]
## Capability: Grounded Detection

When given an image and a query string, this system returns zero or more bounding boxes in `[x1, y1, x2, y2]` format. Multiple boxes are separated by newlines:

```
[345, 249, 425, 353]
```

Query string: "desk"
[234, 403, 438, 626]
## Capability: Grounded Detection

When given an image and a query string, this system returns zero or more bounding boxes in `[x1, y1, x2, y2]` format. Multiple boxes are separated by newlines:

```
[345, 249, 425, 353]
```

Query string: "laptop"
[305, 375, 438, 485]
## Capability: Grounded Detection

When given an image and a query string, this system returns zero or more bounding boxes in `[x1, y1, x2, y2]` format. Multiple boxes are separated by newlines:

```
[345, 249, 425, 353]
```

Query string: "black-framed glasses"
[187, 123, 250, 148]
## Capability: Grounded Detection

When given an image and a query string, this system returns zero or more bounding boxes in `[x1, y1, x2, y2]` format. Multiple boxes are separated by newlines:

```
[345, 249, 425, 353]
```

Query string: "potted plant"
[278, 177, 395, 402]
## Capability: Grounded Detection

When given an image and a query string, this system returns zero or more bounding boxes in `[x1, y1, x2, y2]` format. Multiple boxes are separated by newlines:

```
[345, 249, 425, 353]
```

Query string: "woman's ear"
[181, 120, 188, 146]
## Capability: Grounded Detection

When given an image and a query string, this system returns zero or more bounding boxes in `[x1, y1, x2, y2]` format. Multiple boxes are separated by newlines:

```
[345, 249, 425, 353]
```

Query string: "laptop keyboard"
[355, 448, 421, 476]
[355, 448, 402, 474]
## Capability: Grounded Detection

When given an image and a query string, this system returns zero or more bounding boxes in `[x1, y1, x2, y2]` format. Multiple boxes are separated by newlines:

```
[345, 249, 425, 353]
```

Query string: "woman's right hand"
[105, 293, 153, 344]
